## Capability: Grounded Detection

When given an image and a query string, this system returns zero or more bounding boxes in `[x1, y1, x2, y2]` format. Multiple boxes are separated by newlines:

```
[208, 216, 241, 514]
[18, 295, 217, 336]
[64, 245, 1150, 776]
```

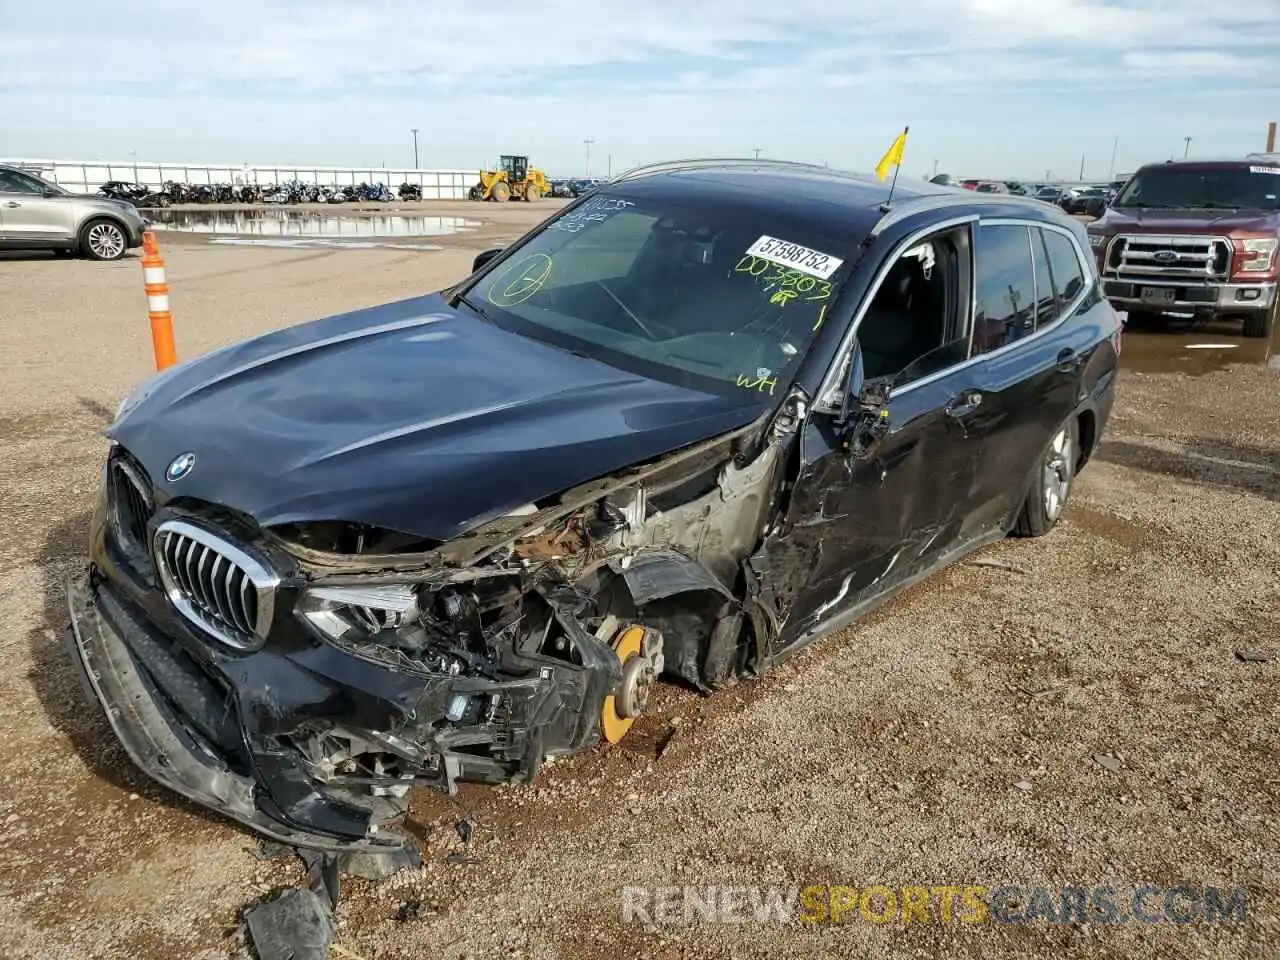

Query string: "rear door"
[960, 221, 1094, 535]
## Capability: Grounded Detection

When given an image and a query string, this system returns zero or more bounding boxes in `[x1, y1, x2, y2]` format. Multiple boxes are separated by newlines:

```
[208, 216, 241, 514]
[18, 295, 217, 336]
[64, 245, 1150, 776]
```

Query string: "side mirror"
[472, 248, 503, 273]
[42, 187, 60, 198]
[837, 344, 892, 459]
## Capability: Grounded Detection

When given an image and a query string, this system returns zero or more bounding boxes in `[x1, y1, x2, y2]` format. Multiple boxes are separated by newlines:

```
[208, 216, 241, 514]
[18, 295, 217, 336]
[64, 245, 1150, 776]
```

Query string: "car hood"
[108, 293, 763, 541]
[1094, 207, 1278, 232]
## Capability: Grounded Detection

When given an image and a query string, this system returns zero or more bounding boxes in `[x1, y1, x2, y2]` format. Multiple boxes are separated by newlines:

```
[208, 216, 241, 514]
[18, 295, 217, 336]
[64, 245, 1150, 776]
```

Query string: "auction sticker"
[745, 235, 844, 280]
[1249, 166, 1280, 175]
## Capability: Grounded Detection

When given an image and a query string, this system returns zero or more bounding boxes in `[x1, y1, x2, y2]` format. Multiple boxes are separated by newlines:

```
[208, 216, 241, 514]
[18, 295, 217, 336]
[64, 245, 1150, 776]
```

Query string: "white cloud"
[3, 0, 1279, 176]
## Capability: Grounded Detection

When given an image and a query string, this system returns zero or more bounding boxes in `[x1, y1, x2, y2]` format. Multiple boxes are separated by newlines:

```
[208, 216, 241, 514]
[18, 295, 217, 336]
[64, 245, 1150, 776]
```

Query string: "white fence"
[2, 158, 478, 199]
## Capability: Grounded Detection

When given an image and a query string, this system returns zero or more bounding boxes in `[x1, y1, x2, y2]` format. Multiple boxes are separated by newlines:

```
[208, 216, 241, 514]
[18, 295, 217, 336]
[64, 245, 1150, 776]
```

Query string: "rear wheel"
[79, 219, 127, 261]
[1012, 417, 1079, 538]
[525, 184, 541, 202]
[490, 181, 510, 202]
[1242, 304, 1276, 339]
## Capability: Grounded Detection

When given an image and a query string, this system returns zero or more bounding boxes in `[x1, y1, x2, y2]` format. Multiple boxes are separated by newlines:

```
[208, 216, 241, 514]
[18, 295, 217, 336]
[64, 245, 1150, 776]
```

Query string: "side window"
[0, 171, 42, 195]
[1031, 228, 1057, 327]
[1042, 229, 1086, 316]
[971, 224, 1036, 357]
[857, 227, 969, 385]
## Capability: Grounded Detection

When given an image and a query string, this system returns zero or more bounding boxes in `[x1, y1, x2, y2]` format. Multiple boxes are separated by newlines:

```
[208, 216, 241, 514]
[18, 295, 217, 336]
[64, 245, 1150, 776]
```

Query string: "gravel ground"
[0, 203, 1276, 959]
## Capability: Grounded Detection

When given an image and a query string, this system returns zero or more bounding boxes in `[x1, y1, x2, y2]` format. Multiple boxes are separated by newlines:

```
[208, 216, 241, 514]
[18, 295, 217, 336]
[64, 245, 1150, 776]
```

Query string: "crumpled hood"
[1094, 207, 1279, 233]
[108, 293, 762, 541]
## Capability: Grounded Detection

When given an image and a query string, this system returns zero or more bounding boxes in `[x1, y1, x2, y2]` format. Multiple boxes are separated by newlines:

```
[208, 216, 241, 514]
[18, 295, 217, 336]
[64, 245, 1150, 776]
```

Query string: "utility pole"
[753, 147, 762, 160]
[1108, 137, 1118, 180]
[584, 139, 595, 178]
[607, 154, 613, 178]
[410, 128, 420, 169]
[1183, 136, 1192, 158]
[1078, 154, 1085, 180]
[1266, 121, 1276, 153]
[1045, 168, 1052, 183]
[932, 159, 939, 177]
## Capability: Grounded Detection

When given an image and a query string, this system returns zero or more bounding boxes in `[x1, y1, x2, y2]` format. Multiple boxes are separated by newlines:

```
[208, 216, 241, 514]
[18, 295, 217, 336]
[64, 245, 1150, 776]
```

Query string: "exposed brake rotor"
[600, 624, 664, 745]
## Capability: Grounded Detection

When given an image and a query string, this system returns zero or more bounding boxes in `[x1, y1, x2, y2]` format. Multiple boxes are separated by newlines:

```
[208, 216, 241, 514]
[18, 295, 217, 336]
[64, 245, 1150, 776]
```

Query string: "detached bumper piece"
[66, 574, 403, 852]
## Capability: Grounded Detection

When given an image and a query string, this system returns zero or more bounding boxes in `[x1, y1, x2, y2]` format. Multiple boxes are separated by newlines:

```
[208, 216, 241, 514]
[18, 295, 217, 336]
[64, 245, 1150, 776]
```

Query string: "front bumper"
[66, 498, 618, 850]
[1102, 278, 1276, 314]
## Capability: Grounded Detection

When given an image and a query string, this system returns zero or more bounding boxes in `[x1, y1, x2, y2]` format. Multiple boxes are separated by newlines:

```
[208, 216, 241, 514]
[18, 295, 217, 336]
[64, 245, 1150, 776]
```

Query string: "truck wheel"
[491, 182, 510, 202]
[1242, 305, 1275, 339]
[525, 184, 541, 202]
[79, 219, 128, 261]
[1012, 417, 1079, 538]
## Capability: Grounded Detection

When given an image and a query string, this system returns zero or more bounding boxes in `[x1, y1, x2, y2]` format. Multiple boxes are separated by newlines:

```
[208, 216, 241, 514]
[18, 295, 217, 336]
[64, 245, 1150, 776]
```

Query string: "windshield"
[463, 190, 858, 399]
[1114, 165, 1280, 210]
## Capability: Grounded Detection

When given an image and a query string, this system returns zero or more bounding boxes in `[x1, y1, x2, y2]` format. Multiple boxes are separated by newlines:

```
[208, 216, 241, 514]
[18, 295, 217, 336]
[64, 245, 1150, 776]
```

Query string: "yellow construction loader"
[469, 155, 550, 202]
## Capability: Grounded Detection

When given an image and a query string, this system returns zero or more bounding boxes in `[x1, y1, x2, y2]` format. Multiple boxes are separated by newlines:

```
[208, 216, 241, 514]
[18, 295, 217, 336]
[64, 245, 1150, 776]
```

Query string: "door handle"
[1056, 347, 1081, 373]
[945, 390, 983, 418]
[3, 201, 19, 208]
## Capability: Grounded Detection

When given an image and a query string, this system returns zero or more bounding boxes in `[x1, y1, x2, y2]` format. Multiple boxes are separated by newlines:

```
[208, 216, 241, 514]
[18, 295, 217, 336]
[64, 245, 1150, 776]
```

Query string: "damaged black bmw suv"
[68, 159, 1121, 852]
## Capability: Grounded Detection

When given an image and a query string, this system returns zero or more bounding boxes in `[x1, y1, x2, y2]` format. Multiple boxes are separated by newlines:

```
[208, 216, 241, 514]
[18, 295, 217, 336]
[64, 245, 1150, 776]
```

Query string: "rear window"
[1114, 164, 1280, 210]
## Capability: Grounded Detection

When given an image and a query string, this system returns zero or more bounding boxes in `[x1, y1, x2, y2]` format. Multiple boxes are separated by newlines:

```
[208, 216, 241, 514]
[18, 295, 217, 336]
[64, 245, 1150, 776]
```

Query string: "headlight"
[298, 582, 472, 678]
[1236, 237, 1278, 272]
[1088, 233, 1106, 249]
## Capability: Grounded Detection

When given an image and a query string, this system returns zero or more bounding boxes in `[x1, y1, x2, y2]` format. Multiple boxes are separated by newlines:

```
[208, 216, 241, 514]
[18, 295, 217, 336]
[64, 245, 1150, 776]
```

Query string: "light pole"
[1078, 154, 1086, 180]
[584, 139, 595, 178]
[932, 159, 939, 177]
[410, 128, 420, 169]
[1108, 136, 1118, 180]
[753, 147, 762, 160]
[1183, 136, 1192, 158]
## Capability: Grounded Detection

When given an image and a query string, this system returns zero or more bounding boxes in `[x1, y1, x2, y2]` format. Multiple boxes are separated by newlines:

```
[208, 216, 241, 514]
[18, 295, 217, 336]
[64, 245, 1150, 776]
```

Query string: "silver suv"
[0, 164, 148, 261]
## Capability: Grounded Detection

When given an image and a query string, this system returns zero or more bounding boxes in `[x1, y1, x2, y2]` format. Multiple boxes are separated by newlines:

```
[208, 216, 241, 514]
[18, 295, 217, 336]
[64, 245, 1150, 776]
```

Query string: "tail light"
[1229, 235, 1279, 278]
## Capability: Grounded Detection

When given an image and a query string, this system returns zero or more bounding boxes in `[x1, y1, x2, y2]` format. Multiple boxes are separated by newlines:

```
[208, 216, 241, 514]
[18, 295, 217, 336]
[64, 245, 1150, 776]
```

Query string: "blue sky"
[3, 0, 1279, 180]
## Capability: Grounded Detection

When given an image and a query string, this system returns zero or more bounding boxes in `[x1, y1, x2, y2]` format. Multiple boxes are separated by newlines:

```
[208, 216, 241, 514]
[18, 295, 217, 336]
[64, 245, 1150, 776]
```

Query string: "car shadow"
[0, 250, 141, 262]
[1096, 436, 1280, 503]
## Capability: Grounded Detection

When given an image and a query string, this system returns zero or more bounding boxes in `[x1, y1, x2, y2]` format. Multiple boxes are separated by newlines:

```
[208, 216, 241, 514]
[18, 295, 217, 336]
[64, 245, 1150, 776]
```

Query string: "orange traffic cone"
[141, 231, 177, 370]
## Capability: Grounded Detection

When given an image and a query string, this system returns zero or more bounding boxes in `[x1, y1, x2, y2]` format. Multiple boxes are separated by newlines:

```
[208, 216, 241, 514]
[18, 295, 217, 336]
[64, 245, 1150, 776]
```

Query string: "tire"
[1012, 416, 1079, 538]
[79, 218, 128, 261]
[525, 184, 541, 202]
[1242, 304, 1275, 339]
[468, 184, 483, 201]
[491, 182, 510, 202]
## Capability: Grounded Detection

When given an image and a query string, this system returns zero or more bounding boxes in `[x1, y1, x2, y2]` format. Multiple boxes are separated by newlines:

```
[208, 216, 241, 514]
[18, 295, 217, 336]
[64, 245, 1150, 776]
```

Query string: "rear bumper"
[1103, 278, 1276, 314]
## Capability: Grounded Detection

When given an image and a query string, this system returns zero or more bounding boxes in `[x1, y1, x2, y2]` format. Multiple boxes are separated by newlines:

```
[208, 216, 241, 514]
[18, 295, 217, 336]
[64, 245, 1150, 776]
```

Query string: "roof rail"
[868, 191, 1052, 237]
[610, 157, 859, 185]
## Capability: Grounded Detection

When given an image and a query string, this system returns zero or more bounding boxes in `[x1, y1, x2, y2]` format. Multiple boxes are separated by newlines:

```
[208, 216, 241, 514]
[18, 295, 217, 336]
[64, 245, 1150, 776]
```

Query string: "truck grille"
[153, 520, 279, 650]
[1106, 234, 1231, 280]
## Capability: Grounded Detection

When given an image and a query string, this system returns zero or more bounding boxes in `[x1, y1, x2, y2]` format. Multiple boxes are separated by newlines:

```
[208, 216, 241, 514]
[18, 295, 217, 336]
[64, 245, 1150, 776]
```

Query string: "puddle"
[208, 238, 445, 251]
[147, 209, 480, 239]
[1119, 313, 1280, 375]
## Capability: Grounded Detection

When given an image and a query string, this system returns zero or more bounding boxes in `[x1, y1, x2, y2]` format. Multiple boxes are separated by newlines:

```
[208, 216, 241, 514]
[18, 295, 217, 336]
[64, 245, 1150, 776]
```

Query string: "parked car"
[0, 164, 148, 260]
[960, 179, 981, 190]
[928, 173, 959, 187]
[1034, 186, 1066, 205]
[974, 181, 1008, 194]
[67, 159, 1120, 852]
[1004, 182, 1029, 196]
[1087, 154, 1280, 337]
[1061, 186, 1109, 218]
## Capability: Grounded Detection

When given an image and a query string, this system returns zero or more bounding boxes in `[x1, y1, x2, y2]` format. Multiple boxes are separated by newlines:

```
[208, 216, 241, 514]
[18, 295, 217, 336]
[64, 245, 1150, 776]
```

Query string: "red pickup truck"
[1086, 155, 1279, 337]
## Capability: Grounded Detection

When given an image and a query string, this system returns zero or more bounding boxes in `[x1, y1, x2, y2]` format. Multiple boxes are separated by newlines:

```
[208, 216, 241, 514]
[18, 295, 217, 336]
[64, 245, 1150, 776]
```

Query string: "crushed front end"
[68, 418, 785, 849]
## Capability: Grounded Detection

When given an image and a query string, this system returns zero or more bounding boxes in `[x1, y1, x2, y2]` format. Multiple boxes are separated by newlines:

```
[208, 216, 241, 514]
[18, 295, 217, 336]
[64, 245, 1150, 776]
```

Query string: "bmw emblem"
[165, 452, 196, 482]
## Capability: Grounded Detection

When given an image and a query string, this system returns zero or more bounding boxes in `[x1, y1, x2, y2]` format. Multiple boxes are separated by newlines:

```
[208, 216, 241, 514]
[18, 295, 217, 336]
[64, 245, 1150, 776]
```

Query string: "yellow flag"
[874, 127, 909, 182]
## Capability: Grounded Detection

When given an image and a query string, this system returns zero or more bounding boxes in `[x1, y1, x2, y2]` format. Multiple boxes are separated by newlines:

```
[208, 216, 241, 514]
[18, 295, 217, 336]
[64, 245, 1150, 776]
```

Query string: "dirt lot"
[0, 201, 1276, 959]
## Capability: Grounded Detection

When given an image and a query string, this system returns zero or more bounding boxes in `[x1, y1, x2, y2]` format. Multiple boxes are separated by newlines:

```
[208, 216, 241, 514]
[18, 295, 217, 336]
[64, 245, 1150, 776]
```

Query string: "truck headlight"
[1236, 237, 1278, 272]
[1088, 233, 1106, 249]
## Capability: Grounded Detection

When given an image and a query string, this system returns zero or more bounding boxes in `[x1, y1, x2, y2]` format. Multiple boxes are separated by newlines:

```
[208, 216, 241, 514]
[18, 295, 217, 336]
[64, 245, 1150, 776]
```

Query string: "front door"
[759, 223, 985, 656]
[0, 169, 73, 242]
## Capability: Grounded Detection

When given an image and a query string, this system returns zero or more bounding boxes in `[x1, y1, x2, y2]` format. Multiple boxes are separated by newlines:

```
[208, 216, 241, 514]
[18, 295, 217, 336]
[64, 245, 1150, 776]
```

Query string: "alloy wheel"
[1042, 427, 1074, 521]
[88, 223, 125, 260]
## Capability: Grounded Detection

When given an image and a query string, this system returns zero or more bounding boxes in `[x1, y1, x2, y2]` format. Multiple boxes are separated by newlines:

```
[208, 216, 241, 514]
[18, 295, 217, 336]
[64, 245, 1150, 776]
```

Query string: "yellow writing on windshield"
[486, 253, 553, 308]
[735, 255, 833, 302]
[736, 373, 778, 395]
[770, 289, 798, 306]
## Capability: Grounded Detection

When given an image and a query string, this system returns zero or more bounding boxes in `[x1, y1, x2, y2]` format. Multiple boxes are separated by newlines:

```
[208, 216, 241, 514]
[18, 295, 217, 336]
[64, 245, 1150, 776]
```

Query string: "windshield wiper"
[454, 290, 495, 323]
[595, 281, 657, 339]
